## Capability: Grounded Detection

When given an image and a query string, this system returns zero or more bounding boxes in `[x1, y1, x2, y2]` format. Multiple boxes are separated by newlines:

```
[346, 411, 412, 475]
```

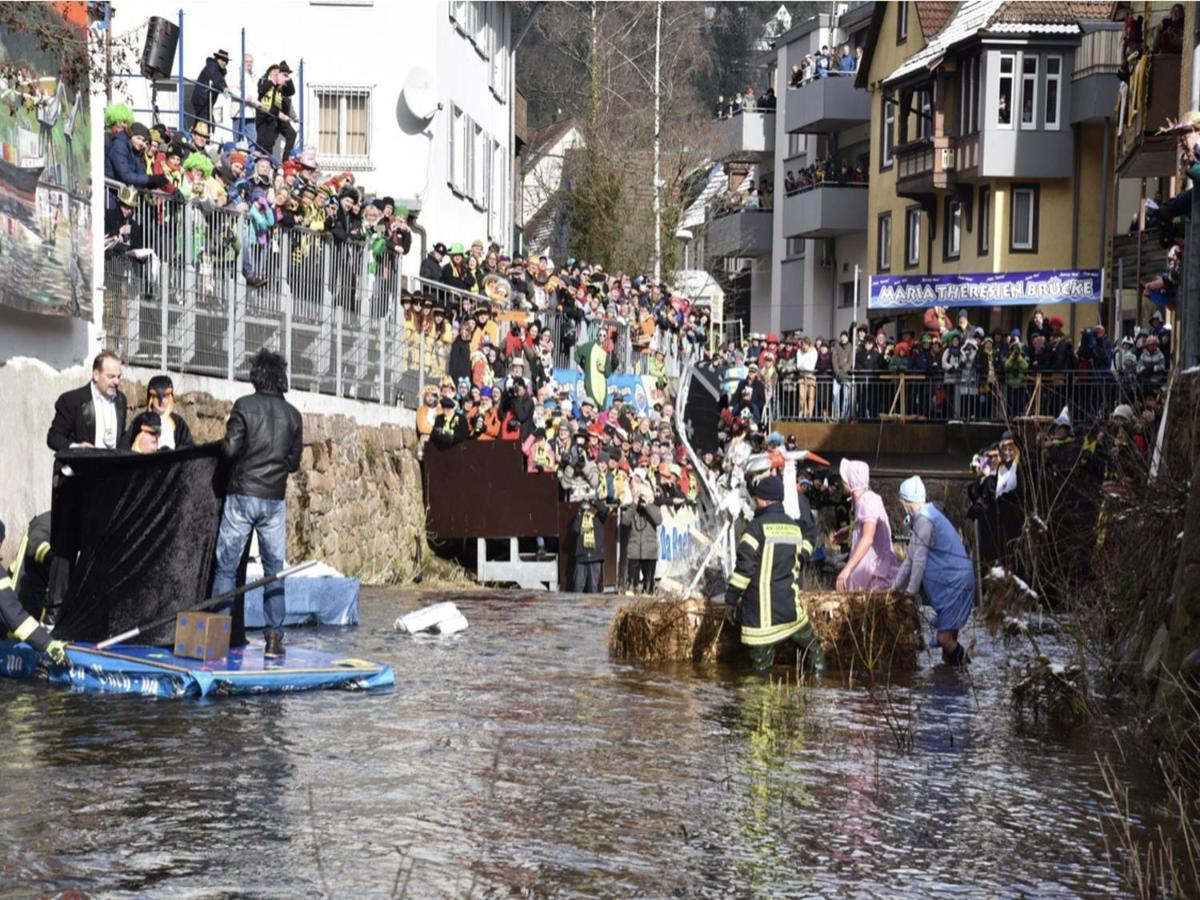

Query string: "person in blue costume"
[891, 476, 974, 666]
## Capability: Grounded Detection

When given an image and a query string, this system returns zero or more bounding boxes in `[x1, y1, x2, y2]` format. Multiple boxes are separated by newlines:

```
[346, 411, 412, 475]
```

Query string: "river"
[0, 588, 1167, 897]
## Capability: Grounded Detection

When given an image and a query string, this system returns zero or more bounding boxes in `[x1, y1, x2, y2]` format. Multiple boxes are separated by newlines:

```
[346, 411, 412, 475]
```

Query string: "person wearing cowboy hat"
[255, 61, 297, 161]
[188, 119, 216, 161]
[421, 241, 448, 283]
[188, 49, 230, 131]
[441, 242, 473, 292]
[104, 185, 162, 292]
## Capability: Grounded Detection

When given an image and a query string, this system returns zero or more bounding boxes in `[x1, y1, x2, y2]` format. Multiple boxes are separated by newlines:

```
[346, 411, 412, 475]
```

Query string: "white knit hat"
[899, 475, 926, 504]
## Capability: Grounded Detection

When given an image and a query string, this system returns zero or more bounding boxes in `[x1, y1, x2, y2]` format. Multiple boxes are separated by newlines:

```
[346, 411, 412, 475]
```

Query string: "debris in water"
[395, 602, 469, 636]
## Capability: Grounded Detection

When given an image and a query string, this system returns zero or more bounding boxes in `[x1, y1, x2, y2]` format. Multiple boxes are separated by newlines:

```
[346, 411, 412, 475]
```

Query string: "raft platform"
[0, 639, 394, 699]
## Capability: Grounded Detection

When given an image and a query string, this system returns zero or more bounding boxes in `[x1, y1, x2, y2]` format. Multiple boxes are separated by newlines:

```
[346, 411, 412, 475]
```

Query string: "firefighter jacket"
[725, 502, 814, 646]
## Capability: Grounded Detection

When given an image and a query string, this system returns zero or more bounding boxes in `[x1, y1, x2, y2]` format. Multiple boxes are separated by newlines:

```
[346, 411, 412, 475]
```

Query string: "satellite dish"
[402, 67, 438, 121]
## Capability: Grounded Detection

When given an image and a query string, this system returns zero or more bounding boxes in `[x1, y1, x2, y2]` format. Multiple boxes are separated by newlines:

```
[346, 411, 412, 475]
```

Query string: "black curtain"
[50, 443, 245, 647]
[683, 362, 722, 457]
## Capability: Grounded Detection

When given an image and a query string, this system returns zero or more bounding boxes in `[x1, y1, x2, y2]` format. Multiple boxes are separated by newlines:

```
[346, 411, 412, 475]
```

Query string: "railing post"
[378, 315, 386, 404]
[160, 257, 168, 370]
[228, 266, 238, 381]
[335, 305, 343, 397]
[298, 59, 305, 148]
[176, 9, 185, 132]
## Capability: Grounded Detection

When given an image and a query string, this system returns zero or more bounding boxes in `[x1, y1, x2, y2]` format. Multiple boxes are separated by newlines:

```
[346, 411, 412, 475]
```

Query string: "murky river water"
[0, 588, 1168, 897]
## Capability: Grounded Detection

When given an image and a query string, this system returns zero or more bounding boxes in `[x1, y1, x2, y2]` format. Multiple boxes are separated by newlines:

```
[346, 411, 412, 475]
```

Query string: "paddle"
[94, 560, 318, 650]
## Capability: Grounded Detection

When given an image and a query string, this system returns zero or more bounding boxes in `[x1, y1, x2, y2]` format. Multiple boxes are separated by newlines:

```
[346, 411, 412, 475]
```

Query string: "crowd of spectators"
[711, 306, 1174, 427]
[784, 158, 867, 196]
[713, 175, 773, 215]
[713, 85, 777, 119]
[789, 44, 861, 86]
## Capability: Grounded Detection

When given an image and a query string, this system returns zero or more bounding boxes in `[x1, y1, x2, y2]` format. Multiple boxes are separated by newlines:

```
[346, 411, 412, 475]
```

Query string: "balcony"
[714, 110, 775, 160]
[783, 185, 868, 238]
[894, 136, 954, 196]
[1117, 52, 1181, 177]
[1072, 26, 1123, 125]
[705, 208, 773, 258]
[785, 75, 870, 134]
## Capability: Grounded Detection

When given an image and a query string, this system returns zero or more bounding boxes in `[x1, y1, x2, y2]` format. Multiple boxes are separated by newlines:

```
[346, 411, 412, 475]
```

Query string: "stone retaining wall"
[155, 387, 427, 584]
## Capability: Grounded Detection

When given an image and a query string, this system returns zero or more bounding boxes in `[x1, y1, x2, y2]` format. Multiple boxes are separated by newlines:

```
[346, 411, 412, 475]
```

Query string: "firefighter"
[724, 475, 824, 673]
[1, 518, 68, 665]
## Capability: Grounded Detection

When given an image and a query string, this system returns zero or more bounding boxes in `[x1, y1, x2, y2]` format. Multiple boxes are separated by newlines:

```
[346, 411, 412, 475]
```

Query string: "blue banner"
[551, 369, 656, 414]
[868, 269, 1102, 310]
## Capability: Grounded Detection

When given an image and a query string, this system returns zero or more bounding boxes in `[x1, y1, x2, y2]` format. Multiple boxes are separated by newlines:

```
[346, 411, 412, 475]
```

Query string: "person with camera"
[570, 490, 609, 594]
[499, 377, 534, 441]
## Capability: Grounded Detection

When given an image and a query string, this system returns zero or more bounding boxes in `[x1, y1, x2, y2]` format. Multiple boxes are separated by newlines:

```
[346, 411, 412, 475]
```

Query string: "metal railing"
[751, 370, 1157, 426]
[104, 180, 415, 406]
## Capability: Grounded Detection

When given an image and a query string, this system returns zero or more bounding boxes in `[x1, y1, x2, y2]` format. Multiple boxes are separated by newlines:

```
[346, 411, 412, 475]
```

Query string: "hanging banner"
[656, 504, 697, 581]
[868, 269, 1102, 311]
[551, 368, 660, 414]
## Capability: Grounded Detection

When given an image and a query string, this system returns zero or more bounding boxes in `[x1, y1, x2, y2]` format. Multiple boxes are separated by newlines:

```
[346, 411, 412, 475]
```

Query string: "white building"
[114, 0, 516, 254]
[521, 117, 583, 257]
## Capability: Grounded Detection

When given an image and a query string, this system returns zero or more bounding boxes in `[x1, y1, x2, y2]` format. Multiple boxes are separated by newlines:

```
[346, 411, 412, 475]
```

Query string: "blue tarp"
[243, 577, 360, 628]
[0, 639, 393, 699]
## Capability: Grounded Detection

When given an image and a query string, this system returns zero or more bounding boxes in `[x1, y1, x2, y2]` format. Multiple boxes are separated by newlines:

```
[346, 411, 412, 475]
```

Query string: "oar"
[94, 561, 318, 650]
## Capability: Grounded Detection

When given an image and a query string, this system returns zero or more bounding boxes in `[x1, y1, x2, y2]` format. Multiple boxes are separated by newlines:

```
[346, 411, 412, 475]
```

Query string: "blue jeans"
[832, 379, 851, 420]
[213, 494, 287, 635]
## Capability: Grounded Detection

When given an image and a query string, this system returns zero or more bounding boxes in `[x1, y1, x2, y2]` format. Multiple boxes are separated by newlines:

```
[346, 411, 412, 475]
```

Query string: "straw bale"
[609, 590, 922, 672]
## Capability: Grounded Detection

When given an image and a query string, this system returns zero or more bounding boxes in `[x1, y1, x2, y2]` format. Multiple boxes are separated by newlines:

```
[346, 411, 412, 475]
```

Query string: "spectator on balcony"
[188, 120, 216, 161]
[105, 122, 169, 191]
[714, 94, 726, 119]
[441, 243, 473, 292]
[1003, 340, 1030, 417]
[430, 397, 467, 448]
[1046, 317, 1076, 371]
[789, 65, 802, 88]
[420, 241, 447, 284]
[1138, 334, 1168, 388]
[832, 331, 853, 421]
[942, 333, 964, 419]
[743, 86, 757, 111]
[1159, 3, 1185, 54]
[974, 335, 1000, 418]
[795, 336, 817, 419]
[784, 170, 798, 195]
[1148, 309, 1172, 362]
[816, 46, 832, 78]
[1026, 308, 1052, 348]
[839, 45, 855, 73]
[761, 88, 776, 111]
[189, 49, 231, 132]
[731, 92, 744, 114]
[255, 61, 297, 162]
[855, 46, 864, 70]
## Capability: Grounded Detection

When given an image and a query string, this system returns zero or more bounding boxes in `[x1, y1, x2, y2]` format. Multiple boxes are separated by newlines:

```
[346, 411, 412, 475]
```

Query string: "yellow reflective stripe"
[740, 619, 803, 645]
[13, 616, 39, 641]
[728, 572, 751, 590]
[759, 542, 774, 632]
[800, 539, 814, 556]
[34, 542, 50, 565]
[739, 532, 760, 551]
[9, 532, 28, 588]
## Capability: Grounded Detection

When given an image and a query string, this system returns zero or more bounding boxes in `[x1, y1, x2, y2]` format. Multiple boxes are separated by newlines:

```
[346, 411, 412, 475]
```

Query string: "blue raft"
[0, 640, 394, 699]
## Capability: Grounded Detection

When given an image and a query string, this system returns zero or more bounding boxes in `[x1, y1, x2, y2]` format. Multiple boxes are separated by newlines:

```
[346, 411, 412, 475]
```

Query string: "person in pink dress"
[836, 459, 900, 591]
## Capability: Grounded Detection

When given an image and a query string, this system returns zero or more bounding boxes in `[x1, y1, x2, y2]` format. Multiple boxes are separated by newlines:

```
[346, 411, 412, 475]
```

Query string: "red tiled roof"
[987, 1, 1116, 26]
[915, 2, 957, 38]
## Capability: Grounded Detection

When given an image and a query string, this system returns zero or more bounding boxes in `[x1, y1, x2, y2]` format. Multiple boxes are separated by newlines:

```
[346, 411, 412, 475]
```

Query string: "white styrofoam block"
[394, 601, 461, 634]
[431, 610, 469, 636]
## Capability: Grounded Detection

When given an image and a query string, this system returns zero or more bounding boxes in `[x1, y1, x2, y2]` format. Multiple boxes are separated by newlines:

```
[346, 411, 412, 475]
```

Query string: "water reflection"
[0, 589, 1166, 896]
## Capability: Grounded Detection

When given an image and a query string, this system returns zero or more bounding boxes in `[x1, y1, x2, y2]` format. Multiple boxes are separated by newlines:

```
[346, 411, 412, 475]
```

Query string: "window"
[1020, 55, 1038, 128]
[471, 122, 485, 207]
[787, 131, 803, 158]
[977, 186, 991, 255]
[998, 53, 1014, 127]
[944, 197, 961, 260]
[1010, 185, 1039, 252]
[897, 2, 908, 43]
[918, 88, 932, 139]
[786, 236, 806, 258]
[881, 97, 895, 169]
[877, 213, 891, 271]
[489, 6, 507, 99]
[314, 86, 371, 165]
[839, 281, 856, 309]
[905, 207, 920, 268]
[1045, 55, 1061, 130]
[960, 56, 979, 134]
[489, 141, 504, 240]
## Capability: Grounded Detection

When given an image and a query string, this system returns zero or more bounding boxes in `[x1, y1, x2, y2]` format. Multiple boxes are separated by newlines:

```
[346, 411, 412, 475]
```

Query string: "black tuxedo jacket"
[47, 384, 129, 452]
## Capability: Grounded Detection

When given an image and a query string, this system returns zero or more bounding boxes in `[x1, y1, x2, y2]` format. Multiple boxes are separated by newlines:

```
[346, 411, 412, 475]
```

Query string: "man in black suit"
[47, 351, 129, 453]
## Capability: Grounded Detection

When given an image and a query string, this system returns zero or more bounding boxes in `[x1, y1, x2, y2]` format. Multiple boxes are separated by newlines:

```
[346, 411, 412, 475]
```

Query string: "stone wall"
[157, 388, 428, 584]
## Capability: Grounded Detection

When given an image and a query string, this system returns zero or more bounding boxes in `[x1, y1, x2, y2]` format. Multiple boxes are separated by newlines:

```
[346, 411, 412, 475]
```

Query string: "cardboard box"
[173, 611, 231, 661]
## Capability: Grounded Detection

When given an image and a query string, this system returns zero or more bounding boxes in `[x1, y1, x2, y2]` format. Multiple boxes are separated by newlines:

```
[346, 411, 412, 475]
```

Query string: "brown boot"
[264, 631, 286, 659]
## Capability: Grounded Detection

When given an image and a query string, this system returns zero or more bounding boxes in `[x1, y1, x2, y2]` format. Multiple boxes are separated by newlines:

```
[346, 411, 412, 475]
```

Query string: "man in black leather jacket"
[212, 349, 303, 657]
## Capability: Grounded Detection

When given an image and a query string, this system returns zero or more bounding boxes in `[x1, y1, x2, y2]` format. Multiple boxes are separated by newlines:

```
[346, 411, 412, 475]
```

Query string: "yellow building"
[857, 0, 1120, 337]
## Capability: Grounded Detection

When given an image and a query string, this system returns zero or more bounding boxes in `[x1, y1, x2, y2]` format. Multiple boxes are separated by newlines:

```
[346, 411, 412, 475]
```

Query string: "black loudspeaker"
[141, 16, 179, 79]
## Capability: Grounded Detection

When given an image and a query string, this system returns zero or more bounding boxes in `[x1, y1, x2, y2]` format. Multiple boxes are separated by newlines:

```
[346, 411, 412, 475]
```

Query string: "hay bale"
[609, 590, 922, 672]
